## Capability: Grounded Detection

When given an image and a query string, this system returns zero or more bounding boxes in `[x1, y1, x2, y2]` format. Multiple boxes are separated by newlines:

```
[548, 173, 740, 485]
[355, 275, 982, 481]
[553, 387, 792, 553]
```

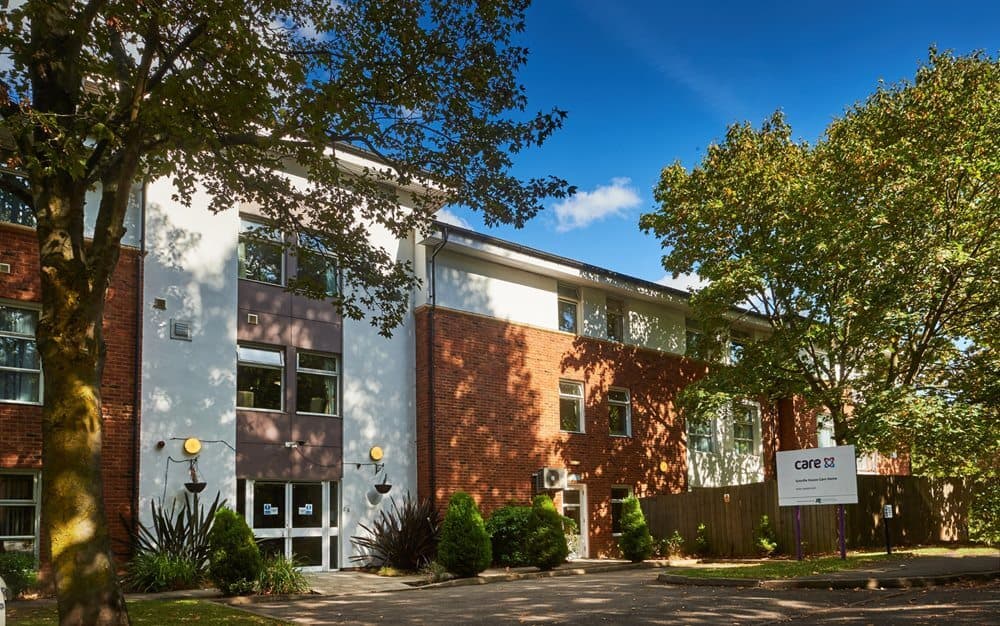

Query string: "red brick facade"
[1, 223, 140, 560]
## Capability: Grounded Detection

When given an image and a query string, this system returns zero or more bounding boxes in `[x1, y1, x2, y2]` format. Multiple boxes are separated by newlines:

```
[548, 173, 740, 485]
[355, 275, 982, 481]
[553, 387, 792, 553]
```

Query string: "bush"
[0, 551, 37, 597]
[753, 515, 779, 557]
[486, 504, 533, 567]
[618, 495, 653, 562]
[527, 494, 569, 571]
[350, 493, 440, 571]
[436, 492, 492, 577]
[656, 530, 685, 558]
[256, 554, 309, 595]
[124, 552, 201, 592]
[208, 508, 263, 595]
[695, 522, 710, 557]
[970, 480, 1000, 546]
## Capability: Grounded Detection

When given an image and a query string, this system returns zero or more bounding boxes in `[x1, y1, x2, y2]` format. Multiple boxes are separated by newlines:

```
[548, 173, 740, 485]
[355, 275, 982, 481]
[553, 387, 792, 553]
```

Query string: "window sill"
[560, 429, 585, 435]
[296, 411, 341, 418]
[609, 433, 631, 439]
[236, 406, 285, 413]
[238, 277, 285, 288]
[0, 399, 42, 406]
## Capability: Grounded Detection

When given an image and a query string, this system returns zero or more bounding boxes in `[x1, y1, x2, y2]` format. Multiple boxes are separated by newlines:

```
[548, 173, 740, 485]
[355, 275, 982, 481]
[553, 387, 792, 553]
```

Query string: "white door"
[245, 480, 339, 571]
[561, 485, 588, 559]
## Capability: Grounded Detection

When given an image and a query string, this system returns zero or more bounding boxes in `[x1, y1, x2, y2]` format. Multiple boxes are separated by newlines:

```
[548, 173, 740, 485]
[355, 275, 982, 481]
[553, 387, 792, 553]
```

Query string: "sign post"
[883, 504, 893, 554]
[777, 445, 859, 561]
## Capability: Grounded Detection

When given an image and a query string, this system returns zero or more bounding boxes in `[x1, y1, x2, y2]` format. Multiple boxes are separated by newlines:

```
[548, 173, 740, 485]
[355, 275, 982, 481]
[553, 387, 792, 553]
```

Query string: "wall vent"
[169, 319, 193, 341]
[152, 297, 167, 310]
[247, 313, 259, 325]
[0, 262, 11, 274]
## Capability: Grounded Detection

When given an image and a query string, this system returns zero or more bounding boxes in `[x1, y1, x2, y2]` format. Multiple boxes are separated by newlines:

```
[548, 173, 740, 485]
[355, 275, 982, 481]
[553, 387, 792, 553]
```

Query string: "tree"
[0, 1, 569, 621]
[617, 495, 652, 562]
[436, 492, 491, 577]
[640, 50, 998, 459]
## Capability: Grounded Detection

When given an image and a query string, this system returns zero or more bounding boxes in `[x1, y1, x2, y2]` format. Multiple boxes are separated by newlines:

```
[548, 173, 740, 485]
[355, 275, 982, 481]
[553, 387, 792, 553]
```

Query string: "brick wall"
[1, 223, 140, 561]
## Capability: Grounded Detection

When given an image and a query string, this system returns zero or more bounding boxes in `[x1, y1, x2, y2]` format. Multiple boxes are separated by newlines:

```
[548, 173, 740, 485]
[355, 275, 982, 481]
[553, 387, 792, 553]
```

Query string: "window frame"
[558, 379, 585, 433]
[0, 176, 35, 228]
[607, 387, 632, 437]
[729, 329, 751, 365]
[295, 233, 340, 297]
[816, 413, 836, 448]
[295, 351, 340, 417]
[238, 217, 285, 286]
[610, 486, 632, 536]
[731, 401, 759, 456]
[606, 298, 626, 343]
[236, 344, 285, 412]
[685, 318, 703, 358]
[687, 415, 716, 454]
[556, 284, 580, 334]
[0, 470, 41, 560]
[0, 302, 42, 405]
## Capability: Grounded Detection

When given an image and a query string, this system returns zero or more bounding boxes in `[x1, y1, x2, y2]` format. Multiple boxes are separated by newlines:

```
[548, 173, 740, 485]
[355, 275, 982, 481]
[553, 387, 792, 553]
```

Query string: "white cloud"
[656, 271, 707, 293]
[553, 177, 641, 232]
[435, 208, 471, 230]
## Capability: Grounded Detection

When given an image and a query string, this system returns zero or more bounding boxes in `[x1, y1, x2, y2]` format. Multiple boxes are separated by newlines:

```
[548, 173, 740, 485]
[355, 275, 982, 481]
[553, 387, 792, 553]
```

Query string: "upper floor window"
[606, 299, 625, 342]
[0, 305, 41, 404]
[557, 284, 579, 334]
[559, 380, 584, 432]
[685, 318, 703, 357]
[0, 472, 40, 556]
[608, 388, 631, 437]
[295, 234, 339, 296]
[732, 402, 759, 455]
[237, 345, 284, 411]
[730, 330, 751, 364]
[296, 352, 339, 416]
[687, 416, 715, 453]
[816, 413, 836, 448]
[610, 486, 632, 535]
[238, 218, 283, 285]
[0, 177, 35, 228]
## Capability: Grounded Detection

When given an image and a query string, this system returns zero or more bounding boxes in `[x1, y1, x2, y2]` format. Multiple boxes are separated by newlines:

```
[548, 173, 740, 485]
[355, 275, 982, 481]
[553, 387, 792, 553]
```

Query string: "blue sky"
[438, 1, 1000, 289]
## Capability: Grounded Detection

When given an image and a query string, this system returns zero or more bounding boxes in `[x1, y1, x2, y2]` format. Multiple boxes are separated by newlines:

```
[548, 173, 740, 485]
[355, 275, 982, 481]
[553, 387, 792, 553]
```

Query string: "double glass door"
[243, 480, 339, 571]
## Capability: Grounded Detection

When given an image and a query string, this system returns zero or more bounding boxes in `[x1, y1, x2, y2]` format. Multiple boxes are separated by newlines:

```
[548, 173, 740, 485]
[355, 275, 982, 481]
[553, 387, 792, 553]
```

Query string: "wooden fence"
[640, 475, 969, 557]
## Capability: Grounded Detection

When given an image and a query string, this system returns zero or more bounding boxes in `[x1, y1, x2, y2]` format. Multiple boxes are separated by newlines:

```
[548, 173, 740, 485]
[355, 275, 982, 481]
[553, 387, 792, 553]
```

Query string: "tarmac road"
[233, 569, 1000, 625]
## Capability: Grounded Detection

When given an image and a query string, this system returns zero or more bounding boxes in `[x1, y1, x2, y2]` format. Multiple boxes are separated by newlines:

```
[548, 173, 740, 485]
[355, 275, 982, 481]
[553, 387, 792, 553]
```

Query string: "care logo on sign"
[793, 457, 836, 470]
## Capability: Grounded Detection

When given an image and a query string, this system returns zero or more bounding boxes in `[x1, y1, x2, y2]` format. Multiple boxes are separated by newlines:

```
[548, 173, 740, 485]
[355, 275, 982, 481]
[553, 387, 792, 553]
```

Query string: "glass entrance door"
[245, 480, 339, 571]
[561, 485, 588, 559]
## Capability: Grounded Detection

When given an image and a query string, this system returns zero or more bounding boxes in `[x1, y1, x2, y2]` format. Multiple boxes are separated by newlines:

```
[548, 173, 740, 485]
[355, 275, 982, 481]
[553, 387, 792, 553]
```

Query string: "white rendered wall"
[83, 185, 143, 248]
[627, 299, 685, 354]
[687, 407, 765, 488]
[340, 226, 419, 566]
[138, 178, 239, 523]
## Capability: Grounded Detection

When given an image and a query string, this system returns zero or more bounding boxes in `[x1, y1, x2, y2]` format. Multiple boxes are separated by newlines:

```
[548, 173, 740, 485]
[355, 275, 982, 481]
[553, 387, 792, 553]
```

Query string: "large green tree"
[0, 0, 570, 622]
[640, 50, 998, 465]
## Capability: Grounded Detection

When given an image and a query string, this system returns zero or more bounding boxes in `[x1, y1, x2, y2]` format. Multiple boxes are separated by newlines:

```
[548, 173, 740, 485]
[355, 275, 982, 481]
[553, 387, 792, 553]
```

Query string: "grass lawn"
[6, 599, 284, 625]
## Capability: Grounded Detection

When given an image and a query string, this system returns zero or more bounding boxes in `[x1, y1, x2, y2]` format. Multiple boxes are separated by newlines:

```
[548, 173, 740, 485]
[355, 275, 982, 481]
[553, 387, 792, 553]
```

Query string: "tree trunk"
[36, 181, 130, 625]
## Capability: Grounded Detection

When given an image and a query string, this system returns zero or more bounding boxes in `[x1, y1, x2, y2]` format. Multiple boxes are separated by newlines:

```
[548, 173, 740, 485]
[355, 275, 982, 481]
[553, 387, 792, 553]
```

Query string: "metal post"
[838, 504, 846, 559]
[794, 505, 803, 561]
[884, 515, 892, 555]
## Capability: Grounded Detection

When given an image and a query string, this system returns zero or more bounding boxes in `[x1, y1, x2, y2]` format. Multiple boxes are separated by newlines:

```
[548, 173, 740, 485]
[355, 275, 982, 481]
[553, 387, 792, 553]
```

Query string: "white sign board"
[777, 445, 858, 507]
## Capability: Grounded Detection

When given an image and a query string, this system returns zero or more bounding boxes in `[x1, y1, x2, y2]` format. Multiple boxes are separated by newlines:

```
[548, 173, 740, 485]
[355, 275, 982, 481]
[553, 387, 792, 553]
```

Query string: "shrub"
[127, 491, 221, 574]
[208, 508, 263, 595]
[350, 493, 440, 571]
[753, 515, 779, 557]
[486, 504, 533, 567]
[970, 480, 1000, 546]
[656, 530, 685, 558]
[0, 551, 37, 597]
[256, 554, 309, 595]
[436, 492, 492, 577]
[618, 495, 653, 562]
[527, 494, 569, 571]
[694, 522, 710, 557]
[124, 552, 200, 592]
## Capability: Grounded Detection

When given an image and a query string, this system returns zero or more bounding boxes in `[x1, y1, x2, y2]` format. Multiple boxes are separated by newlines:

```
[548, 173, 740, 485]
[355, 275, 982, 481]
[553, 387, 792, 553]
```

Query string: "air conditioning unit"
[534, 467, 567, 492]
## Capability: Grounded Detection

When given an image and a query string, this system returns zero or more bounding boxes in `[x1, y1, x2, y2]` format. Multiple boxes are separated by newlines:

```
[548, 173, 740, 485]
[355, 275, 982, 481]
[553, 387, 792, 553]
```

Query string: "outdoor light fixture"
[184, 457, 206, 494]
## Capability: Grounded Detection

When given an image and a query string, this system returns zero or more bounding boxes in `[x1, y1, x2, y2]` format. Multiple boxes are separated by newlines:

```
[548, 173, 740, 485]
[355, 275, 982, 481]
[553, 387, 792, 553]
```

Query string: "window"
[296, 234, 339, 296]
[687, 417, 715, 453]
[557, 284, 579, 334]
[0, 177, 35, 227]
[816, 413, 836, 448]
[237, 345, 284, 410]
[730, 330, 750, 364]
[606, 298, 625, 342]
[238, 218, 283, 285]
[296, 352, 339, 416]
[559, 380, 584, 432]
[0, 472, 40, 556]
[610, 486, 631, 535]
[733, 402, 758, 455]
[685, 319, 703, 357]
[0, 305, 41, 404]
[608, 388, 631, 437]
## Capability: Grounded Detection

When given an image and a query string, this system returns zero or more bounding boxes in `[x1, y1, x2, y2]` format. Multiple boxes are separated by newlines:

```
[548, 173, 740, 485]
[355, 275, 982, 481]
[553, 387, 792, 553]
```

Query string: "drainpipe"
[427, 227, 448, 511]
[131, 182, 147, 543]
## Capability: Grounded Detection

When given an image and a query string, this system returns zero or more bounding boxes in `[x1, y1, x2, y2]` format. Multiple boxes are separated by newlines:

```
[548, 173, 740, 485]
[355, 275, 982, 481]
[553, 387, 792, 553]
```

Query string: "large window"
[559, 380, 584, 432]
[0, 178, 35, 227]
[296, 352, 339, 416]
[729, 330, 750, 364]
[606, 299, 625, 342]
[687, 417, 715, 453]
[237, 345, 284, 411]
[0, 305, 41, 404]
[608, 388, 631, 437]
[296, 234, 338, 296]
[685, 319, 703, 357]
[238, 218, 283, 285]
[0, 472, 39, 557]
[733, 403, 758, 455]
[557, 284, 579, 334]
[610, 486, 631, 535]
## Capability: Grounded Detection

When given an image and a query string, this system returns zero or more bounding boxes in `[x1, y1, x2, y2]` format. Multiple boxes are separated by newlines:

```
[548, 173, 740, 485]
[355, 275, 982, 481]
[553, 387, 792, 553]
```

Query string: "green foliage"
[124, 552, 201, 593]
[656, 530, 685, 558]
[256, 554, 309, 595]
[0, 551, 37, 597]
[208, 508, 263, 596]
[695, 523, 711, 557]
[617, 496, 653, 563]
[486, 504, 533, 567]
[127, 492, 222, 574]
[436, 492, 492, 578]
[753, 515, 779, 557]
[969, 481, 1000, 546]
[349, 493, 440, 571]
[641, 50, 1000, 471]
[526, 495, 569, 571]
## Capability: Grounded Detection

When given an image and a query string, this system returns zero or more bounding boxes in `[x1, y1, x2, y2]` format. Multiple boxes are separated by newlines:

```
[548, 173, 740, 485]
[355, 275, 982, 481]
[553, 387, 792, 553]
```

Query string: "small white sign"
[298, 503, 314, 516]
[883, 504, 894, 518]
[263, 503, 279, 516]
[777, 445, 859, 507]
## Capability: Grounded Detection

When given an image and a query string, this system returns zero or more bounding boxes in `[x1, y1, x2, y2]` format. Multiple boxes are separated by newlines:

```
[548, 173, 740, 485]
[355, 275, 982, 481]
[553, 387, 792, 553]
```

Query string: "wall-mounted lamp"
[184, 457, 206, 494]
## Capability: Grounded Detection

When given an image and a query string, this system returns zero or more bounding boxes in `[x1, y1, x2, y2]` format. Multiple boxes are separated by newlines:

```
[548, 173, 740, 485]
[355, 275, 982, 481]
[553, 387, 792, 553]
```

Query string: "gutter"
[426, 230, 448, 510]
[131, 183, 146, 542]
